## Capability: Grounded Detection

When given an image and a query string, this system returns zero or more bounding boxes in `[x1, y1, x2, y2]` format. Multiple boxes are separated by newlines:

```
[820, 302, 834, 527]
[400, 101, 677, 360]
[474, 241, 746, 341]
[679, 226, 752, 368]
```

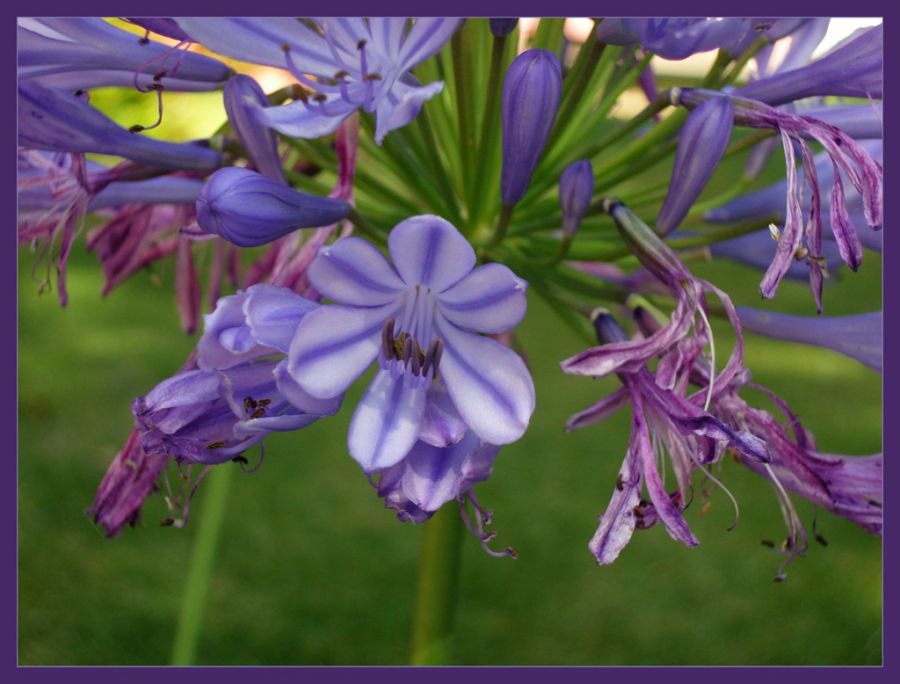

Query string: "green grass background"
[18, 81, 882, 666]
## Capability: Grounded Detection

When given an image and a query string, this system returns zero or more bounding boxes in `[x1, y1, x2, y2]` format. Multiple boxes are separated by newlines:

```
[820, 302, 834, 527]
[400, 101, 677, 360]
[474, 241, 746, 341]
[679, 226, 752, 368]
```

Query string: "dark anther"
[760, 539, 775, 548]
[206, 441, 226, 450]
[139, 30, 151, 45]
[363, 73, 383, 81]
[250, 408, 266, 419]
[401, 335, 415, 365]
[232, 455, 249, 465]
[423, 338, 443, 377]
[129, 125, 145, 133]
[773, 573, 787, 583]
[381, 318, 396, 359]
[632, 505, 645, 519]
[73, 89, 85, 97]
[334, 70, 349, 80]
[815, 534, 829, 547]
[615, 473, 624, 491]
[257, 399, 271, 407]
[244, 397, 258, 412]
[313, 93, 328, 103]
[160, 518, 176, 527]
[281, 43, 291, 52]
[833, 136, 843, 146]
[153, 70, 167, 81]
[357, 39, 368, 50]
[868, 499, 882, 508]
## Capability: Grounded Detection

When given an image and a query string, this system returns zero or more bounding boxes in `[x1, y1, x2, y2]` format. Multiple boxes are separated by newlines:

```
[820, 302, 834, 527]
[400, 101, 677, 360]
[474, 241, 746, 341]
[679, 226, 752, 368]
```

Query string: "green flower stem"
[409, 504, 464, 665]
[469, 32, 510, 227]
[482, 203, 514, 247]
[584, 88, 671, 160]
[550, 34, 605, 148]
[347, 206, 386, 243]
[596, 138, 678, 190]
[452, 29, 477, 214]
[170, 464, 234, 666]
[417, 107, 465, 226]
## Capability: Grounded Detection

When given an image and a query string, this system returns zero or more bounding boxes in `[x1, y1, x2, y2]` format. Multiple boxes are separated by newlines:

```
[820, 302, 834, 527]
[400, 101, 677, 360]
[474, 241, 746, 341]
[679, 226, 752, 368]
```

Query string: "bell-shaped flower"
[655, 96, 733, 235]
[195, 167, 350, 247]
[223, 74, 285, 182]
[559, 159, 594, 237]
[500, 49, 562, 207]
[18, 79, 221, 171]
[18, 17, 231, 91]
[175, 18, 461, 144]
[736, 24, 882, 105]
[288, 215, 535, 472]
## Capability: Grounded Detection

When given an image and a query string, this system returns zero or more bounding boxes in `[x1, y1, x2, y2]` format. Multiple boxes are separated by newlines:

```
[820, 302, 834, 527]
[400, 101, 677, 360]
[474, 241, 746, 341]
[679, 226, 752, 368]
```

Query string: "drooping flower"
[17, 17, 231, 91]
[674, 87, 883, 311]
[500, 49, 562, 207]
[288, 215, 535, 472]
[566, 311, 768, 565]
[175, 18, 461, 144]
[195, 167, 351, 247]
[223, 74, 285, 182]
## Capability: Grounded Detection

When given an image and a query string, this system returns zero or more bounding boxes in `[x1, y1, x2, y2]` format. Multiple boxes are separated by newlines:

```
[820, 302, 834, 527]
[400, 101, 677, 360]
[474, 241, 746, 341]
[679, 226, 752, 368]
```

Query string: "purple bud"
[223, 74, 285, 183]
[559, 159, 594, 237]
[501, 49, 562, 206]
[656, 96, 733, 234]
[736, 24, 882, 105]
[18, 80, 220, 171]
[489, 18, 518, 37]
[196, 167, 350, 247]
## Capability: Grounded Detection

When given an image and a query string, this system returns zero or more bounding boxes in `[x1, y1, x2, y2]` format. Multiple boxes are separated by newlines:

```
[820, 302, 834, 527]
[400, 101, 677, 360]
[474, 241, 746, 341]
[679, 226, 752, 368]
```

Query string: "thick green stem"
[409, 504, 464, 665]
[170, 464, 234, 666]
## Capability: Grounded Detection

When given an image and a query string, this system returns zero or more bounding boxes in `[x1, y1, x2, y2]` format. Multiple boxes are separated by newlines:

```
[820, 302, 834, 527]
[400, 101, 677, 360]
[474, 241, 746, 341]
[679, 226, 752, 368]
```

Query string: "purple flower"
[566, 312, 768, 565]
[675, 88, 883, 311]
[736, 24, 882, 105]
[737, 307, 882, 372]
[489, 19, 519, 37]
[501, 49, 562, 207]
[656, 96, 733, 235]
[559, 159, 594, 237]
[176, 18, 461, 144]
[18, 17, 230, 91]
[596, 18, 748, 60]
[223, 74, 285, 182]
[288, 215, 535, 472]
[18, 79, 221, 171]
[195, 167, 350, 247]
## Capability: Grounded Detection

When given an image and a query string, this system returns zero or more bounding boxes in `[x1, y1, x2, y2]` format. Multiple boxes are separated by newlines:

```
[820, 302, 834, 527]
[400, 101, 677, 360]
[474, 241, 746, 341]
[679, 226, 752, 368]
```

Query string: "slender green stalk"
[550, 36, 605, 148]
[451, 30, 476, 213]
[170, 465, 234, 666]
[347, 206, 386, 242]
[417, 107, 464, 226]
[483, 204, 513, 247]
[409, 505, 464, 665]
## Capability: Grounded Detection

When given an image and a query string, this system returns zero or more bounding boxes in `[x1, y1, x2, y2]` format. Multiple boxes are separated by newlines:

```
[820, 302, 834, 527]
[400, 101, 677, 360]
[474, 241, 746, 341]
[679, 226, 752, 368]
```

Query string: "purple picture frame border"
[5, 0, 894, 681]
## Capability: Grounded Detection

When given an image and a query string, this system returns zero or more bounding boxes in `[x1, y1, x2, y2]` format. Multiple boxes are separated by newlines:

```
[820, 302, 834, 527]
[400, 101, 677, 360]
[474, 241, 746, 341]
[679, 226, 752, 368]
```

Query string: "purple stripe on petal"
[348, 369, 428, 471]
[437, 263, 527, 334]
[288, 302, 399, 399]
[388, 215, 476, 291]
[435, 315, 534, 445]
[308, 236, 406, 306]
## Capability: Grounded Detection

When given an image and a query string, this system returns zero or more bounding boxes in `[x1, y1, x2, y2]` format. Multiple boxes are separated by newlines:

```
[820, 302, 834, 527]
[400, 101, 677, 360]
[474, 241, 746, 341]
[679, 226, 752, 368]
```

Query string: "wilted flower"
[289, 215, 535, 471]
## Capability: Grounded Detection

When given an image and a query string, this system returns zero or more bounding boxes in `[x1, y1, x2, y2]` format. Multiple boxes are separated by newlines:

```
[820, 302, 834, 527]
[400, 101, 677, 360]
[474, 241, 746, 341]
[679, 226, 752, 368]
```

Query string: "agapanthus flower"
[567, 311, 770, 564]
[175, 18, 462, 144]
[288, 215, 535, 472]
[18, 17, 231, 91]
[674, 87, 883, 311]
[736, 24, 882, 105]
[223, 74, 286, 182]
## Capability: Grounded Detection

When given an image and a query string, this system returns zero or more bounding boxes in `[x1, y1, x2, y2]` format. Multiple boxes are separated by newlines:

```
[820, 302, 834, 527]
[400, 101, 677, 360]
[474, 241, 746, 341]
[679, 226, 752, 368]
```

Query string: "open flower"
[176, 18, 462, 144]
[288, 215, 535, 471]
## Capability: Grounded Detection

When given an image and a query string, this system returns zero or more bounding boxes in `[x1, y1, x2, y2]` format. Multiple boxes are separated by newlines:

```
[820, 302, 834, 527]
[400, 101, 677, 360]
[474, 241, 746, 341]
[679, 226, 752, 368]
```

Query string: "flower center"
[379, 285, 442, 388]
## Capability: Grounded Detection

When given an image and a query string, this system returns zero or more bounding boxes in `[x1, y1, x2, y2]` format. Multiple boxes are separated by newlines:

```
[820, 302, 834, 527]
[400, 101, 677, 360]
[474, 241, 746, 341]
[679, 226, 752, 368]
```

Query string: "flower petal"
[589, 450, 641, 565]
[397, 19, 463, 73]
[254, 95, 358, 141]
[418, 384, 467, 447]
[388, 215, 475, 291]
[373, 79, 444, 144]
[348, 369, 428, 471]
[198, 290, 271, 370]
[308, 236, 406, 306]
[434, 315, 535, 445]
[244, 284, 318, 353]
[274, 360, 343, 416]
[437, 263, 528, 334]
[288, 302, 398, 399]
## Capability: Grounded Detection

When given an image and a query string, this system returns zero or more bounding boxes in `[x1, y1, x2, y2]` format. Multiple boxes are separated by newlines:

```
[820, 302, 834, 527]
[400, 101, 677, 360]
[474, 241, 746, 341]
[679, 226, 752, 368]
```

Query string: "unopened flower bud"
[489, 18, 518, 37]
[223, 74, 285, 182]
[501, 49, 562, 207]
[559, 159, 594, 237]
[196, 167, 349, 247]
[656, 96, 733, 235]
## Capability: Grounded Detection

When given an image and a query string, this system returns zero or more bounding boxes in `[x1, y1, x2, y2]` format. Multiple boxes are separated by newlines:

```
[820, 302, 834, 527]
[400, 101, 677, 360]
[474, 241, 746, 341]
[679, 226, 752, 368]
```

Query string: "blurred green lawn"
[18, 82, 882, 666]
